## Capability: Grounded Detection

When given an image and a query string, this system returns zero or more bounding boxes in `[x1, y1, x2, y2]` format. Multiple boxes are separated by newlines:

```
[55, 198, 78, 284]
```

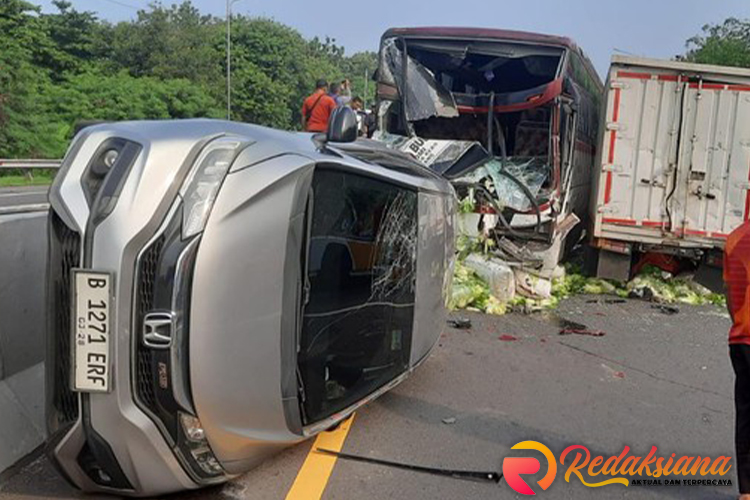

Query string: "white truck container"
[590, 55, 750, 279]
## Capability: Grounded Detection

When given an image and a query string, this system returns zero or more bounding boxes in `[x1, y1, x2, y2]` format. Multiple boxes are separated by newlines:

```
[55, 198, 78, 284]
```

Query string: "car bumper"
[45, 125, 231, 496]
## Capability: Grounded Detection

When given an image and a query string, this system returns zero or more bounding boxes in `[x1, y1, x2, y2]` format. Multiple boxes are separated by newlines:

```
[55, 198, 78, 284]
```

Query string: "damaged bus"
[374, 27, 603, 274]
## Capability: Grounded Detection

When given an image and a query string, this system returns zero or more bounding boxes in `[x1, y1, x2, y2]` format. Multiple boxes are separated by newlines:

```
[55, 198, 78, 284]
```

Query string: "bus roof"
[381, 27, 578, 51]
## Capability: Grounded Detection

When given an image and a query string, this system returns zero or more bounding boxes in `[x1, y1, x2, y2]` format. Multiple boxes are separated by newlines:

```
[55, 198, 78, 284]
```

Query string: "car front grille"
[134, 235, 165, 416]
[47, 211, 81, 428]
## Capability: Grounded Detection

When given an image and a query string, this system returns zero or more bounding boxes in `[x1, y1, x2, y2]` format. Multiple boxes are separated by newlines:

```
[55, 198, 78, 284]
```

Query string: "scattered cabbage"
[449, 247, 726, 316]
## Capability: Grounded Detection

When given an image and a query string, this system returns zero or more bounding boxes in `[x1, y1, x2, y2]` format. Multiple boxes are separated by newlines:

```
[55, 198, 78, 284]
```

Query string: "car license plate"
[73, 270, 112, 393]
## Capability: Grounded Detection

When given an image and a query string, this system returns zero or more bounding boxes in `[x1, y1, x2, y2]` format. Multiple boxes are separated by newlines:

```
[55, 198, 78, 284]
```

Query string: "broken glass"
[381, 38, 459, 122]
[457, 158, 550, 212]
[299, 169, 417, 424]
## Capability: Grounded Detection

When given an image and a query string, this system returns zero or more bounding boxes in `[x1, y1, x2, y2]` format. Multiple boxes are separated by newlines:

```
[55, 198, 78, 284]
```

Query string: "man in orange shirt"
[302, 79, 337, 133]
[724, 221, 750, 499]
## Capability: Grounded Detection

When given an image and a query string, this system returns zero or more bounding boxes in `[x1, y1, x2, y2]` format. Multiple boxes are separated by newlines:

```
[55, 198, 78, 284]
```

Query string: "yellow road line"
[285, 414, 356, 500]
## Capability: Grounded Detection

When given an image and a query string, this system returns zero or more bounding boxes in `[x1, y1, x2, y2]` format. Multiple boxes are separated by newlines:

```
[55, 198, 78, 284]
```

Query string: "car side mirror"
[326, 107, 358, 143]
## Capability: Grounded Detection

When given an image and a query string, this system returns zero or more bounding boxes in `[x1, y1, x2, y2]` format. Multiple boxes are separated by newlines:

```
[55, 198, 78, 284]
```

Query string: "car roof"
[87, 119, 452, 194]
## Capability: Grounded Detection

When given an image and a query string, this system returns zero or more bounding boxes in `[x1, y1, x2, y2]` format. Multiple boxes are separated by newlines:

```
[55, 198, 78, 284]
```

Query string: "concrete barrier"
[0, 212, 48, 475]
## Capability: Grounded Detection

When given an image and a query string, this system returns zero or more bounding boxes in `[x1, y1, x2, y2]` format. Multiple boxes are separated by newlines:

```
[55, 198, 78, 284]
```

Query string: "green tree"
[0, 0, 62, 157]
[0, 0, 383, 158]
[685, 18, 750, 68]
[340, 51, 378, 106]
[110, 1, 222, 86]
[40, 1, 108, 77]
[228, 16, 342, 127]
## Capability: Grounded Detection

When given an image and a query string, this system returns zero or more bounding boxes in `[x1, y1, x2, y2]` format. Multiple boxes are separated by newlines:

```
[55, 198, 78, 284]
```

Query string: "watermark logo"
[502, 441, 557, 495]
[559, 445, 732, 488]
[503, 442, 733, 494]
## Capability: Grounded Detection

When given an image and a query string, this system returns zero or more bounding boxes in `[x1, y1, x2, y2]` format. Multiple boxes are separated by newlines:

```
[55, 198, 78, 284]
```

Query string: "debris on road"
[626, 269, 725, 305]
[547, 314, 605, 337]
[447, 318, 472, 330]
[464, 253, 515, 303]
[498, 334, 518, 342]
[585, 298, 626, 304]
[601, 364, 626, 379]
[449, 260, 507, 315]
[651, 304, 680, 315]
[450, 254, 726, 317]
[315, 448, 502, 483]
[559, 328, 606, 337]
[441, 417, 457, 425]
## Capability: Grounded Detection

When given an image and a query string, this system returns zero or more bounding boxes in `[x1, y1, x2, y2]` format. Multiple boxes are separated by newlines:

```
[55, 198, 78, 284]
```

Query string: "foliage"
[685, 18, 750, 68]
[0, 174, 54, 187]
[0, 0, 378, 159]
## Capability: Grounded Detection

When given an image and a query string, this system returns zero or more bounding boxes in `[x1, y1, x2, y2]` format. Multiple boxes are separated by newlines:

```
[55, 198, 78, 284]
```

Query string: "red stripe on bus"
[657, 75, 679, 82]
[602, 217, 637, 226]
[729, 85, 750, 92]
[745, 160, 750, 221]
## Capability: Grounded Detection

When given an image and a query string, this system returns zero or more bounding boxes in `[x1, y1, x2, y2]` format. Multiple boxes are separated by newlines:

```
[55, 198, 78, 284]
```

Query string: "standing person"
[364, 103, 378, 138]
[328, 82, 344, 107]
[724, 221, 750, 500]
[302, 79, 337, 133]
[350, 96, 366, 136]
[339, 79, 352, 106]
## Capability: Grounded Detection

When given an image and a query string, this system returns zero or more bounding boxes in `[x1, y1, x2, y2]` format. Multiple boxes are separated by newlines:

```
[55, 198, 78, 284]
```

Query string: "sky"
[37, 0, 750, 78]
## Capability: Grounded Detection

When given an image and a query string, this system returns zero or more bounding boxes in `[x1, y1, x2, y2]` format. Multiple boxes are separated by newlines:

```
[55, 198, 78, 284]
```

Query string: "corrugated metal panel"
[593, 57, 750, 249]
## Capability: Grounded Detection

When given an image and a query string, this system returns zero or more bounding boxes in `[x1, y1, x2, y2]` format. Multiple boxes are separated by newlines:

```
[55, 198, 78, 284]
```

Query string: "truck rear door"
[595, 58, 750, 247]
[671, 80, 750, 241]
[597, 68, 684, 241]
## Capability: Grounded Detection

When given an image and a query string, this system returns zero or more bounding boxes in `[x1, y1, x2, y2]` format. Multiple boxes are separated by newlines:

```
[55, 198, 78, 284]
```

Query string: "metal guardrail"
[0, 204, 50, 215]
[0, 159, 62, 170]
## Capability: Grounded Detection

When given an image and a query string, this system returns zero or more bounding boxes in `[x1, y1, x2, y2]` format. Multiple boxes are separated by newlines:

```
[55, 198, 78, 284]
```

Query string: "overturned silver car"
[45, 116, 455, 496]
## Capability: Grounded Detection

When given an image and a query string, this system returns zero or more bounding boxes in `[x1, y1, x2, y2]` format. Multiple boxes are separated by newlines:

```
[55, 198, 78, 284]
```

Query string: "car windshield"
[298, 168, 418, 424]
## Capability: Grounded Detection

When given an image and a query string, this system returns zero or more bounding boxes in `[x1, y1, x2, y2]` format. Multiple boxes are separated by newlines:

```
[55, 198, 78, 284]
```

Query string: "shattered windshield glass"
[456, 157, 551, 212]
[379, 36, 563, 116]
[405, 40, 563, 95]
[299, 169, 418, 423]
[381, 38, 459, 122]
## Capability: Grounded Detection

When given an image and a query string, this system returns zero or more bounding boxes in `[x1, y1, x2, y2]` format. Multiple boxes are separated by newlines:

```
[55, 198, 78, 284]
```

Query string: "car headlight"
[180, 137, 251, 239]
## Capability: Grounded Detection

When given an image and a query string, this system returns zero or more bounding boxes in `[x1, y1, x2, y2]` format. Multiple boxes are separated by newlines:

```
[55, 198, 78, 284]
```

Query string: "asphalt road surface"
[0, 296, 737, 500]
[0, 186, 49, 211]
